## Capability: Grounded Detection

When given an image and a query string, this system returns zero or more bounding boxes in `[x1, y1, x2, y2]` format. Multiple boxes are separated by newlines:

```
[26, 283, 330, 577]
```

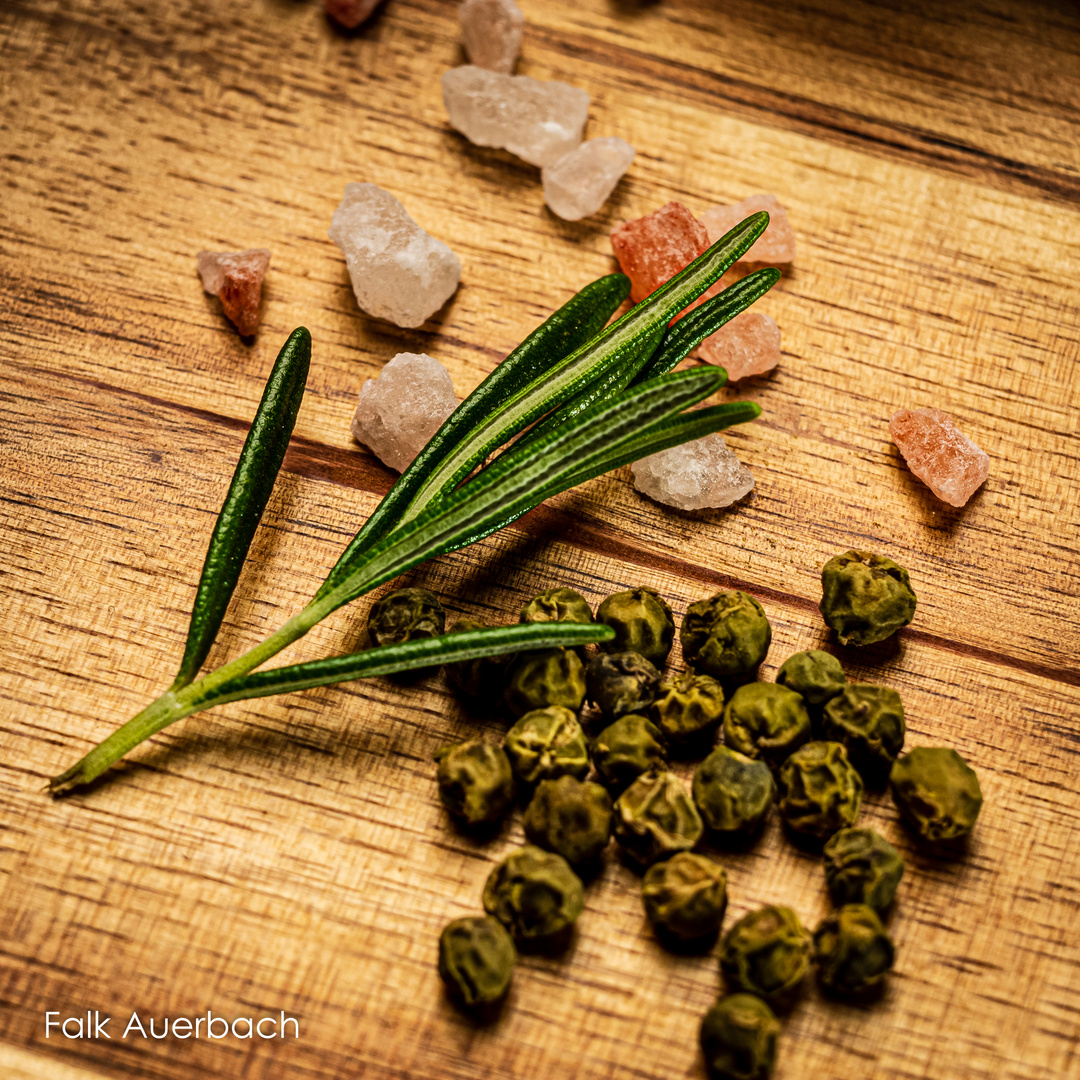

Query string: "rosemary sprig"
[49, 214, 777, 795]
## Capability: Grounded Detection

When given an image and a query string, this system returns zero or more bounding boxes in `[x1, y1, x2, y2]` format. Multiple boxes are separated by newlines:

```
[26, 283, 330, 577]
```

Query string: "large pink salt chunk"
[610, 202, 709, 304]
[889, 407, 989, 507]
[699, 194, 796, 264]
[197, 248, 270, 336]
[695, 310, 780, 381]
[325, 0, 383, 29]
[460, 0, 524, 74]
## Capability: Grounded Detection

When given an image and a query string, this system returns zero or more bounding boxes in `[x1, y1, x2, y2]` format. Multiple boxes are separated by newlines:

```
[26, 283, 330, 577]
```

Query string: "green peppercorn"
[367, 587, 445, 647]
[642, 852, 728, 941]
[482, 845, 584, 941]
[777, 741, 863, 840]
[520, 586, 594, 627]
[596, 587, 675, 667]
[819, 550, 917, 646]
[889, 747, 982, 842]
[504, 706, 590, 785]
[700, 993, 780, 1080]
[681, 591, 771, 682]
[434, 739, 515, 826]
[586, 650, 661, 720]
[523, 775, 612, 865]
[503, 647, 586, 717]
[443, 618, 511, 701]
[652, 670, 726, 742]
[722, 683, 811, 769]
[775, 650, 846, 708]
[438, 915, 516, 1008]
[591, 714, 668, 793]
[720, 905, 813, 1001]
[822, 684, 905, 780]
[693, 746, 775, 836]
[813, 904, 895, 995]
[823, 828, 904, 912]
[613, 770, 703, 866]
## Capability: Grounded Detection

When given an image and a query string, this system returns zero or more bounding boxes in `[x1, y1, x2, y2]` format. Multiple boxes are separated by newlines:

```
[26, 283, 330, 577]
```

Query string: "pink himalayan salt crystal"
[461, 0, 524, 74]
[325, 0, 383, 29]
[699, 194, 796, 264]
[889, 407, 989, 507]
[442, 66, 590, 168]
[196, 248, 270, 336]
[352, 353, 458, 472]
[610, 202, 708, 304]
[632, 433, 754, 511]
[329, 183, 462, 329]
[696, 310, 781, 381]
[542, 137, 636, 221]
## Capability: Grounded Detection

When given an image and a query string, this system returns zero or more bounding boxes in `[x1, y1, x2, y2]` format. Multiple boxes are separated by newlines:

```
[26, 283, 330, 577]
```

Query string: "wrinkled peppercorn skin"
[652, 670, 726, 742]
[722, 683, 811, 769]
[520, 586, 594, 627]
[680, 591, 771, 681]
[777, 741, 863, 840]
[823, 828, 904, 912]
[523, 775, 612, 865]
[587, 650, 662, 721]
[822, 684, 905, 779]
[819, 550, 916, 646]
[434, 739, 515, 826]
[504, 647, 587, 717]
[596, 588, 675, 667]
[814, 904, 895, 994]
[775, 650, 846, 708]
[482, 845, 584, 940]
[438, 916, 516, 1008]
[889, 747, 982, 842]
[693, 746, 775, 836]
[367, 587, 445, 647]
[613, 770, 703, 866]
[720, 906, 812, 1001]
[642, 852, 728, 940]
[591, 714, 668, 793]
[504, 706, 590, 785]
[699, 994, 780, 1080]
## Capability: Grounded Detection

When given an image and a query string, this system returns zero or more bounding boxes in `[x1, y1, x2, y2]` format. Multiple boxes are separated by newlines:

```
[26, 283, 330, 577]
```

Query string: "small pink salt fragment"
[699, 194, 796, 264]
[325, 0, 383, 29]
[889, 407, 989, 507]
[196, 248, 270, 336]
[610, 202, 709, 304]
[460, 0, 524, 74]
[695, 310, 780, 381]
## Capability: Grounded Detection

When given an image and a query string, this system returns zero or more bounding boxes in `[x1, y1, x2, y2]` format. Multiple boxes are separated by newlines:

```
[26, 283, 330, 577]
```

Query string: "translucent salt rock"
[632, 434, 754, 511]
[328, 183, 462, 329]
[542, 137, 635, 221]
[889, 407, 989, 507]
[610, 202, 708, 304]
[352, 353, 458, 472]
[461, 0, 524, 74]
[196, 248, 270, 336]
[441, 65, 590, 168]
[695, 310, 781, 382]
[699, 194, 796, 264]
[325, 0, 383, 29]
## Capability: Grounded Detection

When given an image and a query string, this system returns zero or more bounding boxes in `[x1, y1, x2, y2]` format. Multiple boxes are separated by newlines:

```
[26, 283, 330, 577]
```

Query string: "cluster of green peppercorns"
[371, 550, 983, 1077]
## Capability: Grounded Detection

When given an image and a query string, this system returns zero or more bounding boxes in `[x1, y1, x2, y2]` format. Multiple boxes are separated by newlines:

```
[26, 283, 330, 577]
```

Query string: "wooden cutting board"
[2, 1, 1078, 1078]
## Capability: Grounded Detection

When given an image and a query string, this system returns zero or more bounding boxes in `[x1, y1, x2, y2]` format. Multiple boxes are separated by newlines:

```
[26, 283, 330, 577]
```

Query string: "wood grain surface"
[2, 1, 1079, 1078]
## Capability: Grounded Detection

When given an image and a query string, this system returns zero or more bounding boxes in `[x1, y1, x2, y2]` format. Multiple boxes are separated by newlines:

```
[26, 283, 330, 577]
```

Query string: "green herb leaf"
[171, 327, 311, 690]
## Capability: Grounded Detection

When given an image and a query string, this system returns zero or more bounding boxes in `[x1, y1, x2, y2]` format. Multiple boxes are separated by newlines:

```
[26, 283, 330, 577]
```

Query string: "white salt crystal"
[441, 65, 590, 167]
[699, 194, 796, 264]
[542, 137, 635, 221]
[631, 434, 754, 511]
[696, 310, 781, 381]
[460, 0, 524, 74]
[328, 183, 462, 329]
[351, 353, 458, 472]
